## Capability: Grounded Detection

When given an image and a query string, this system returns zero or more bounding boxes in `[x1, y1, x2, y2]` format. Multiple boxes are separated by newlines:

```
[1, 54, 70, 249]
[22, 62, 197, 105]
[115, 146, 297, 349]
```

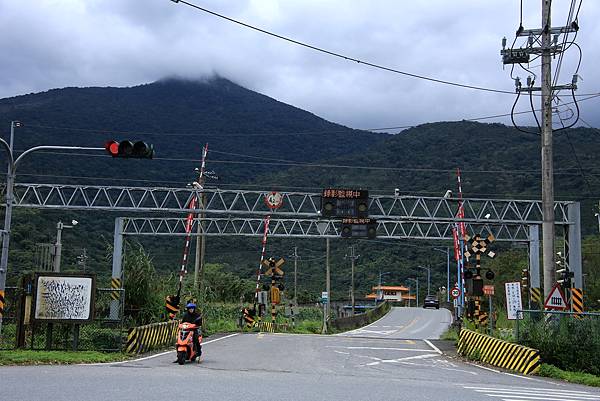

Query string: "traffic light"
[105, 140, 154, 159]
[521, 268, 529, 289]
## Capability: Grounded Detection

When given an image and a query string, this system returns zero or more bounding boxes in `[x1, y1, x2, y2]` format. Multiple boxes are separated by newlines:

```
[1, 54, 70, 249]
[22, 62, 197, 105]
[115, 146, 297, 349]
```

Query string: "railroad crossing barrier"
[257, 321, 288, 333]
[458, 328, 541, 375]
[125, 320, 179, 354]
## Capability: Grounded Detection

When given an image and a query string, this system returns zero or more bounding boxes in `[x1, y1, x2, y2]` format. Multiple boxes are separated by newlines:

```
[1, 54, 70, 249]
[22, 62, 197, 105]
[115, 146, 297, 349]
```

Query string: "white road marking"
[365, 353, 439, 366]
[463, 385, 600, 401]
[83, 333, 240, 366]
[326, 346, 436, 352]
[423, 339, 442, 354]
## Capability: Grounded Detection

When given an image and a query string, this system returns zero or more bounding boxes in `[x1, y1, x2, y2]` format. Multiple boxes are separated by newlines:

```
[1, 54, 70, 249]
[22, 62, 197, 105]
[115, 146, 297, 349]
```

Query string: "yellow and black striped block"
[110, 277, 121, 301]
[125, 320, 180, 354]
[530, 287, 542, 306]
[257, 321, 288, 333]
[0, 289, 5, 318]
[571, 288, 583, 314]
[458, 329, 540, 375]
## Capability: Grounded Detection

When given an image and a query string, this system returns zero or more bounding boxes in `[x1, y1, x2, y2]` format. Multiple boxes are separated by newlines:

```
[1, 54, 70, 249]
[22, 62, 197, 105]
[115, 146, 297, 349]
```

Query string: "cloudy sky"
[0, 0, 598, 130]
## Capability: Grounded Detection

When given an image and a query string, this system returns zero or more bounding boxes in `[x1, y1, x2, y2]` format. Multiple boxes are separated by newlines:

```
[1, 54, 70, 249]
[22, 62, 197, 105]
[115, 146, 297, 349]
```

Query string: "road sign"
[321, 188, 369, 218]
[451, 287, 461, 299]
[505, 282, 523, 320]
[544, 283, 569, 310]
[483, 285, 495, 296]
[264, 191, 284, 209]
[321, 291, 329, 303]
[340, 218, 377, 239]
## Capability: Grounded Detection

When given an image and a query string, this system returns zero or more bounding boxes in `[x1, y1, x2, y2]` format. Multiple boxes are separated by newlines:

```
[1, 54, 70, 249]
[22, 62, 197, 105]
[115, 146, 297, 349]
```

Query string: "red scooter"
[176, 321, 202, 365]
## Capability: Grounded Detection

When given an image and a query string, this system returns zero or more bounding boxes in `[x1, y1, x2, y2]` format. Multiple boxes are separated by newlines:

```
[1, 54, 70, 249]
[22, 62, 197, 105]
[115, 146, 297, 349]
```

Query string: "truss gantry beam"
[121, 217, 533, 241]
[6, 183, 572, 225]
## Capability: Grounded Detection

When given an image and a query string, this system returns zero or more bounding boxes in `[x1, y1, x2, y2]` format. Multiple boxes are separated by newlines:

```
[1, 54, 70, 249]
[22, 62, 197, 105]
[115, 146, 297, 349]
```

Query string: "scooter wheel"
[177, 351, 186, 365]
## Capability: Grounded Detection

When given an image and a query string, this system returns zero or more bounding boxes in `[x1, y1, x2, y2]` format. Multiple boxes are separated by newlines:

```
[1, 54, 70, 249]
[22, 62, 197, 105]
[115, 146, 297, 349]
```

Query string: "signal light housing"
[105, 140, 154, 159]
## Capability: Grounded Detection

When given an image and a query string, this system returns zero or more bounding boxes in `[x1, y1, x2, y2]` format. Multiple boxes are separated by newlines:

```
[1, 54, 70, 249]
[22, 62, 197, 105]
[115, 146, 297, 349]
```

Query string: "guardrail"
[329, 301, 391, 332]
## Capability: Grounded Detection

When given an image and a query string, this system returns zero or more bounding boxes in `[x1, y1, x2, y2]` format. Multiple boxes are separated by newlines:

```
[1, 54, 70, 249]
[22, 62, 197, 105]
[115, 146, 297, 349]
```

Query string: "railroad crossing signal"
[262, 257, 285, 278]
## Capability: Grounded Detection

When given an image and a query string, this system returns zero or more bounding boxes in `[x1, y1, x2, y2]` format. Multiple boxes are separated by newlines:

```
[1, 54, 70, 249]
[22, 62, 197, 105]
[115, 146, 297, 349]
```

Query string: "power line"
[171, 0, 518, 95]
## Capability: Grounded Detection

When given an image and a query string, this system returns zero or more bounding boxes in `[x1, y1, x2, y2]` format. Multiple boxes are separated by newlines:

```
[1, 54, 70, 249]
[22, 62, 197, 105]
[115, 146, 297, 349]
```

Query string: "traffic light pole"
[0, 122, 103, 333]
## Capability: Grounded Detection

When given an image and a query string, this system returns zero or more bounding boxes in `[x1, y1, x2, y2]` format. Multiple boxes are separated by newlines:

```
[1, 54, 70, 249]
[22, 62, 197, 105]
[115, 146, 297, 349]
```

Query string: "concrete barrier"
[458, 328, 541, 375]
[329, 301, 391, 332]
[125, 320, 179, 354]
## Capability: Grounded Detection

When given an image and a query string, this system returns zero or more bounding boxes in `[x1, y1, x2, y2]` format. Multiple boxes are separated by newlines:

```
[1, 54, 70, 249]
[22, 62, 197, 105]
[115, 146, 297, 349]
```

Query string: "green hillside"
[1, 79, 599, 309]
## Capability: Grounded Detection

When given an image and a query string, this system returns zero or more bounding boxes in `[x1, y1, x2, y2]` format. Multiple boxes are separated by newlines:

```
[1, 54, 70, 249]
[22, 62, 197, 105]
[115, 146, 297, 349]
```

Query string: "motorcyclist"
[181, 302, 202, 356]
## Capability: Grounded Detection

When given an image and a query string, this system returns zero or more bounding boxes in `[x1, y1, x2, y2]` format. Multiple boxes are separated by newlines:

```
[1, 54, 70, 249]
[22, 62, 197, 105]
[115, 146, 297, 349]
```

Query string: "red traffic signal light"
[105, 140, 154, 159]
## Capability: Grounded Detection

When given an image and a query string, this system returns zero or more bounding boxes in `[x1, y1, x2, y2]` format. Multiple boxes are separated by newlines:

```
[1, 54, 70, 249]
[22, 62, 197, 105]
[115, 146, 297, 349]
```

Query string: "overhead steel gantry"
[10, 182, 572, 224]
[2, 182, 583, 295]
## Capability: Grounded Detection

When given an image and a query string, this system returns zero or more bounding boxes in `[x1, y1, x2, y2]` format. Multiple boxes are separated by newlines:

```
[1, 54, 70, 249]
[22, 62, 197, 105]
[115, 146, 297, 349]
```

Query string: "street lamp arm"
[0, 138, 14, 167]
[14, 146, 104, 171]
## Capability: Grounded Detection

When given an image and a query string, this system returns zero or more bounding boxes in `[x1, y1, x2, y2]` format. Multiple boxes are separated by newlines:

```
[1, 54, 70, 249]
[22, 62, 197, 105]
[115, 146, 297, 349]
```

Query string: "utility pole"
[345, 245, 359, 315]
[326, 237, 330, 320]
[540, 0, 555, 300]
[193, 144, 209, 297]
[293, 246, 298, 305]
[501, 1, 578, 299]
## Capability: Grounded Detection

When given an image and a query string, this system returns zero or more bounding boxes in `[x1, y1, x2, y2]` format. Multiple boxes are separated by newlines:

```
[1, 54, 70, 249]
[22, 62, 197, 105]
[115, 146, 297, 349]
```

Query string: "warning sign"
[544, 284, 569, 310]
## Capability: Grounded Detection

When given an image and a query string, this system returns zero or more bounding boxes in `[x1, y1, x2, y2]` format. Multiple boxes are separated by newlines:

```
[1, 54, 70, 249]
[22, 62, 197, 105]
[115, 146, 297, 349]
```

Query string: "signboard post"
[505, 282, 523, 320]
[321, 291, 328, 335]
[483, 285, 494, 333]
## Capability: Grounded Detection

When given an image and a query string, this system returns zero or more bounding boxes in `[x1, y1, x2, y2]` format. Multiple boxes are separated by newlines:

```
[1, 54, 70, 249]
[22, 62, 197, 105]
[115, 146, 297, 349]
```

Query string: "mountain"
[0, 77, 386, 186]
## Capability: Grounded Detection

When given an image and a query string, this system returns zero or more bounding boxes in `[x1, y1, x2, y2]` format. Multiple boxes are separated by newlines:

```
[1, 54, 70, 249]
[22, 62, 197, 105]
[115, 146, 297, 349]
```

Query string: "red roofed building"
[365, 285, 416, 306]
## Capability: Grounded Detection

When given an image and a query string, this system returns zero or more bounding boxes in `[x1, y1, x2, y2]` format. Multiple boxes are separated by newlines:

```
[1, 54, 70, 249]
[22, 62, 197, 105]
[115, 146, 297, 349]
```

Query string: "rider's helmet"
[186, 302, 196, 310]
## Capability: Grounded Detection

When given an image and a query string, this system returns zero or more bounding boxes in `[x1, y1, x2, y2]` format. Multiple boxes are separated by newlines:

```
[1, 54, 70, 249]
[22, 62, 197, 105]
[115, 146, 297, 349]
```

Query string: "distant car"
[423, 295, 439, 309]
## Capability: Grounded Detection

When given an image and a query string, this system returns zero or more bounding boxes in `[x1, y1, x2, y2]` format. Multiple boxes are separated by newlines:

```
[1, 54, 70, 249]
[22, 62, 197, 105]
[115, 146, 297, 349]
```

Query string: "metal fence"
[515, 309, 600, 376]
[0, 287, 126, 351]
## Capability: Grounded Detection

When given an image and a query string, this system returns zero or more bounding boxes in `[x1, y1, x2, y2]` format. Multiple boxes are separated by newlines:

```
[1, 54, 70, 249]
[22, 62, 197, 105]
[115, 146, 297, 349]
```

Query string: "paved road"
[341, 307, 453, 339]
[2, 309, 599, 401]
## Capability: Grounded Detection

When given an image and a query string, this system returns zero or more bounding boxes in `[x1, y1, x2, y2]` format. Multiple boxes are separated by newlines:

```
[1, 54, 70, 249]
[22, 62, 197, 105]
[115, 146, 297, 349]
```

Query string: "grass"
[539, 364, 600, 387]
[0, 350, 128, 365]
[440, 325, 460, 342]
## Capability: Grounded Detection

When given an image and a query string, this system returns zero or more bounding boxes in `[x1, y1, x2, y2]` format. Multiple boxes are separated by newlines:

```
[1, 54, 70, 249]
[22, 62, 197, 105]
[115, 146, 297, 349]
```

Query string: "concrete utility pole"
[418, 265, 431, 296]
[293, 246, 298, 305]
[194, 144, 209, 296]
[326, 237, 330, 320]
[540, 0, 555, 300]
[345, 245, 359, 315]
[501, 1, 578, 299]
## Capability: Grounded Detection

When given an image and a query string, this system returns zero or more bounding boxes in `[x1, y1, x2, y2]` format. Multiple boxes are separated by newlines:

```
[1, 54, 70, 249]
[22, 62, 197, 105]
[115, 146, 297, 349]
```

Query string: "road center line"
[84, 332, 240, 366]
